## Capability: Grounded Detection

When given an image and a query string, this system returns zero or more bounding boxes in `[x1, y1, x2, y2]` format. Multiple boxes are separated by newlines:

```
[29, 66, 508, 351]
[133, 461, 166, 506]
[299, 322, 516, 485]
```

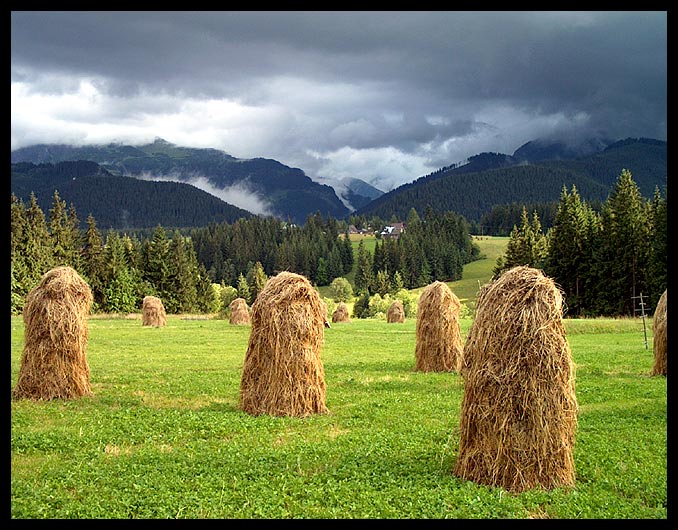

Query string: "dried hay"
[651, 289, 667, 376]
[239, 271, 328, 417]
[142, 295, 166, 327]
[332, 301, 350, 323]
[387, 299, 405, 323]
[453, 265, 578, 493]
[415, 281, 463, 372]
[13, 266, 93, 401]
[229, 297, 251, 325]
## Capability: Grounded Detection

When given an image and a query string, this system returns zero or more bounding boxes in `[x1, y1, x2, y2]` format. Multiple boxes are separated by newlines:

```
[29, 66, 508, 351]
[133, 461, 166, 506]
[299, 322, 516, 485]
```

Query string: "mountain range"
[11, 136, 666, 230]
[10, 138, 381, 226]
[353, 137, 666, 223]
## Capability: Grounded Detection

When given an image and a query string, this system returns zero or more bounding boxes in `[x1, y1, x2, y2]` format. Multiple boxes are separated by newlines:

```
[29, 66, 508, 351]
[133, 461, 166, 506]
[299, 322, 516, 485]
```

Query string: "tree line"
[10, 168, 665, 318]
[353, 207, 480, 296]
[10, 187, 479, 316]
[494, 169, 667, 316]
[11, 190, 218, 315]
[187, 213, 355, 289]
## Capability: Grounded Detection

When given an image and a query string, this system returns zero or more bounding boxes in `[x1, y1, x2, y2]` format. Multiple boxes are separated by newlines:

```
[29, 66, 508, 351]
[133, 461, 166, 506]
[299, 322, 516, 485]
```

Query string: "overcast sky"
[11, 11, 667, 193]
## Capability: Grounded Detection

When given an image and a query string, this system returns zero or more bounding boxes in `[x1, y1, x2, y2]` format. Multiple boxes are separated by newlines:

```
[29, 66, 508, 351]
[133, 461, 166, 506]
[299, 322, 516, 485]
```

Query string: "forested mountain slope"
[11, 160, 253, 230]
[354, 137, 666, 223]
[11, 138, 350, 225]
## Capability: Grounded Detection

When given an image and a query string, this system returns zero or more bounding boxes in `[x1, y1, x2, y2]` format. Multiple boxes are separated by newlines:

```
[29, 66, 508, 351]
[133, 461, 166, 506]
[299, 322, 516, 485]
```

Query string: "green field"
[10, 310, 666, 518]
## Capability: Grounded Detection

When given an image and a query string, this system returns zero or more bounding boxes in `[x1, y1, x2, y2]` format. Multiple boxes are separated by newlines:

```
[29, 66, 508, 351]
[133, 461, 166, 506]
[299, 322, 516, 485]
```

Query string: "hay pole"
[633, 292, 648, 349]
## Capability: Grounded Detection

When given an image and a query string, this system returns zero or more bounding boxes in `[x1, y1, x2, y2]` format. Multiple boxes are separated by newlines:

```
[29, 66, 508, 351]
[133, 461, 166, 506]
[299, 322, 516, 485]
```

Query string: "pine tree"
[23, 192, 54, 291]
[417, 258, 432, 287]
[592, 169, 651, 316]
[142, 225, 173, 309]
[327, 246, 344, 283]
[545, 186, 599, 316]
[237, 273, 252, 304]
[316, 257, 329, 286]
[67, 203, 83, 271]
[494, 207, 547, 276]
[102, 231, 138, 313]
[391, 270, 404, 293]
[354, 239, 374, 295]
[647, 186, 667, 309]
[10, 194, 30, 313]
[375, 269, 391, 296]
[247, 261, 268, 302]
[195, 263, 218, 313]
[47, 191, 84, 270]
[340, 230, 354, 274]
[82, 214, 107, 309]
[352, 290, 371, 318]
[169, 230, 198, 313]
[406, 207, 421, 227]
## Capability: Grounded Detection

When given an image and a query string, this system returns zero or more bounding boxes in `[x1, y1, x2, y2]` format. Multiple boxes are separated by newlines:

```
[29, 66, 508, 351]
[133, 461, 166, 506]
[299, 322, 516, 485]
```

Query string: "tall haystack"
[453, 265, 578, 493]
[229, 297, 251, 325]
[142, 295, 166, 327]
[239, 271, 328, 417]
[13, 266, 93, 400]
[332, 301, 350, 323]
[387, 299, 405, 323]
[415, 281, 463, 372]
[651, 289, 667, 376]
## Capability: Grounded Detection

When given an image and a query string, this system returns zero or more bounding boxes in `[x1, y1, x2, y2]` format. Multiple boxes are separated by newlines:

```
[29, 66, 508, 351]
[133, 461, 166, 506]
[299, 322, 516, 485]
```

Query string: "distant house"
[380, 222, 405, 239]
[348, 224, 359, 235]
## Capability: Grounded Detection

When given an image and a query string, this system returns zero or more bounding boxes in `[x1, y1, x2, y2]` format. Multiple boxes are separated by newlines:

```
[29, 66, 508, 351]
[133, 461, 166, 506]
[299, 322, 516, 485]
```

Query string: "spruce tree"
[102, 231, 137, 313]
[46, 191, 85, 271]
[340, 230, 354, 274]
[647, 186, 667, 309]
[375, 269, 391, 296]
[23, 192, 54, 291]
[592, 169, 651, 316]
[143, 225, 173, 309]
[391, 270, 404, 294]
[316, 257, 329, 286]
[545, 186, 600, 316]
[236, 273, 252, 304]
[494, 207, 547, 276]
[247, 261, 268, 302]
[195, 263, 218, 313]
[354, 239, 374, 295]
[169, 230, 198, 313]
[82, 214, 107, 309]
[10, 194, 30, 313]
[67, 203, 83, 271]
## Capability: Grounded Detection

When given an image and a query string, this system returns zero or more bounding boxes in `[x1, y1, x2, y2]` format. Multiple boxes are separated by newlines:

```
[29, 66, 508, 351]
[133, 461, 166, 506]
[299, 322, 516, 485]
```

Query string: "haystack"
[651, 289, 667, 376]
[13, 266, 93, 400]
[387, 299, 405, 323]
[229, 297, 251, 325]
[332, 301, 350, 323]
[415, 281, 463, 372]
[142, 295, 166, 327]
[453, 265, 578, 493]
[239, 271, 328, 417]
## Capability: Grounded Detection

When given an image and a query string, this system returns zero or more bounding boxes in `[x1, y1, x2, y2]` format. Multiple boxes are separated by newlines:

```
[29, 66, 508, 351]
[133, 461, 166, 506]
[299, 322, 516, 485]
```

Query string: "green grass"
[412, 235, 509, 311]
[10, 314, 666, 519]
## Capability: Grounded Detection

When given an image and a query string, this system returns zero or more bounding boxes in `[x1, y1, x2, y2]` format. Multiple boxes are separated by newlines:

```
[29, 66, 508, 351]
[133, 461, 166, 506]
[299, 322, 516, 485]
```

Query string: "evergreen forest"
[10, 168, 666, 318]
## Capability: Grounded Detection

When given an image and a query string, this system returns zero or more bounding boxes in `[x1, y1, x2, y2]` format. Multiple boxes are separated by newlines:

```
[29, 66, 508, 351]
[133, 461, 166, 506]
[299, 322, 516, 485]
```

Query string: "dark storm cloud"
[11, 11, 667, 191]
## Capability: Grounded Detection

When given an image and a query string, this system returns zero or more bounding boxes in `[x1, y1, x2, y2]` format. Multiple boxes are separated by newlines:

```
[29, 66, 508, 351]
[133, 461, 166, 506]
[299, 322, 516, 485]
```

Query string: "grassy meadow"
[10, 236, 667, 519]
